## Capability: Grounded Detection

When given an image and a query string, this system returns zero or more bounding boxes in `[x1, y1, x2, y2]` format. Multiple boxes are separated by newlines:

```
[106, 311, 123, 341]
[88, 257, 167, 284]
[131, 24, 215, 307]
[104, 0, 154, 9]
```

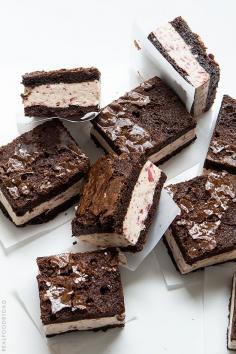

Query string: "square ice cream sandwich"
[22, 67, 100, 119]
[0, 120, 89, 226]
[36, 249, 125, 337]
[91, 76, 196, 165]
[72, 153, 166, 252]
[165, 171, 236, 274]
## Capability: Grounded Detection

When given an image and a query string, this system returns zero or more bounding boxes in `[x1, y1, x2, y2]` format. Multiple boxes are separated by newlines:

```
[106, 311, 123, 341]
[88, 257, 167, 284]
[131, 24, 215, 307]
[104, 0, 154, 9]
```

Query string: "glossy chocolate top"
[167, 171, 236, 263]
[0, 120, 89, 214]
[37, 249, 125, 324]
[93, 76, 196, 155]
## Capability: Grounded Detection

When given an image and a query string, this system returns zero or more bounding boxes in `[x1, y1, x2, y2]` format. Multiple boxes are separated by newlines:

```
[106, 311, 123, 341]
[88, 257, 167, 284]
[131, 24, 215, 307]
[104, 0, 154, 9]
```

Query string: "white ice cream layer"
[228, 273, 236, 349]
[123, 161, 161, 243]
[0, 179, 84, 226]
[153, 24, 210, 87]
[165, 229, 236, 274]
[90, 127, 196, 164]
[23, 80, 100, 108]
[78, 161, 161, 248]
[44, 314, 125, 336]
[152, 23, 210, 115]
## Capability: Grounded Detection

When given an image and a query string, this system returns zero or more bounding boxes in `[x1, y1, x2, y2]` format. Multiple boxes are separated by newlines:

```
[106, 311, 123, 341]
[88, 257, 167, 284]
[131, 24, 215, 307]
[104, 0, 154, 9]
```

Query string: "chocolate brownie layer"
[165, 171, 236, 274]
[72, 153, 166, 252]
[0, 119, 89, 225]
[36, 249, 125, 336]
[148, 16, 220, 115]
[92, 76, 196, 164]
[22, 67, 100, 119]
[205, 95, 236, 174]
[24, 105, 97, 119]
[22, 67, 100, 87]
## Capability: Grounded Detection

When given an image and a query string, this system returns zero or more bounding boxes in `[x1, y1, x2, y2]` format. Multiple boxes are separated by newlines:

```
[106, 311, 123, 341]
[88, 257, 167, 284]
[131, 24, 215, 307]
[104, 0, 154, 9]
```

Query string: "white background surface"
[0, 1, 235, 353]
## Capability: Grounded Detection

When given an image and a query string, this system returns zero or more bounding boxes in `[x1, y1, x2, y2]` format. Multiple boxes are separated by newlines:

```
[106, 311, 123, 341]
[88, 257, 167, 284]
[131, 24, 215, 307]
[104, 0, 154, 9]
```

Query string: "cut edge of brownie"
[204, 158, 236, 176]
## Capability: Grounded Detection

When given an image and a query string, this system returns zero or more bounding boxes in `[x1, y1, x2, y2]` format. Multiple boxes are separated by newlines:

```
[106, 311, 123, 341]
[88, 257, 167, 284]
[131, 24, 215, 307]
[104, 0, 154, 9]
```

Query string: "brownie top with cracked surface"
[92, 76, 196, 156]
[0, 119, 89, 215]
[36, 249, 125, 325]
[167, 171, 236, 264]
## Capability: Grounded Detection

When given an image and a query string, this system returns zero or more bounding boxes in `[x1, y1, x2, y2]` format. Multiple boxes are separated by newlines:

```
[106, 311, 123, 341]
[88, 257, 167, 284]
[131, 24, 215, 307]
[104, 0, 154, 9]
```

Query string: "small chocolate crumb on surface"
[134, 39, 141, 50]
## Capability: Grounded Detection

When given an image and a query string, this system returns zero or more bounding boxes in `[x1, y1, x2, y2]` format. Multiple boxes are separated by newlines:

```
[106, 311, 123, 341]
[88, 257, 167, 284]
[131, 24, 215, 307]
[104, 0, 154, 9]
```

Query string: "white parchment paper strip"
[132, 21, 195, 113]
